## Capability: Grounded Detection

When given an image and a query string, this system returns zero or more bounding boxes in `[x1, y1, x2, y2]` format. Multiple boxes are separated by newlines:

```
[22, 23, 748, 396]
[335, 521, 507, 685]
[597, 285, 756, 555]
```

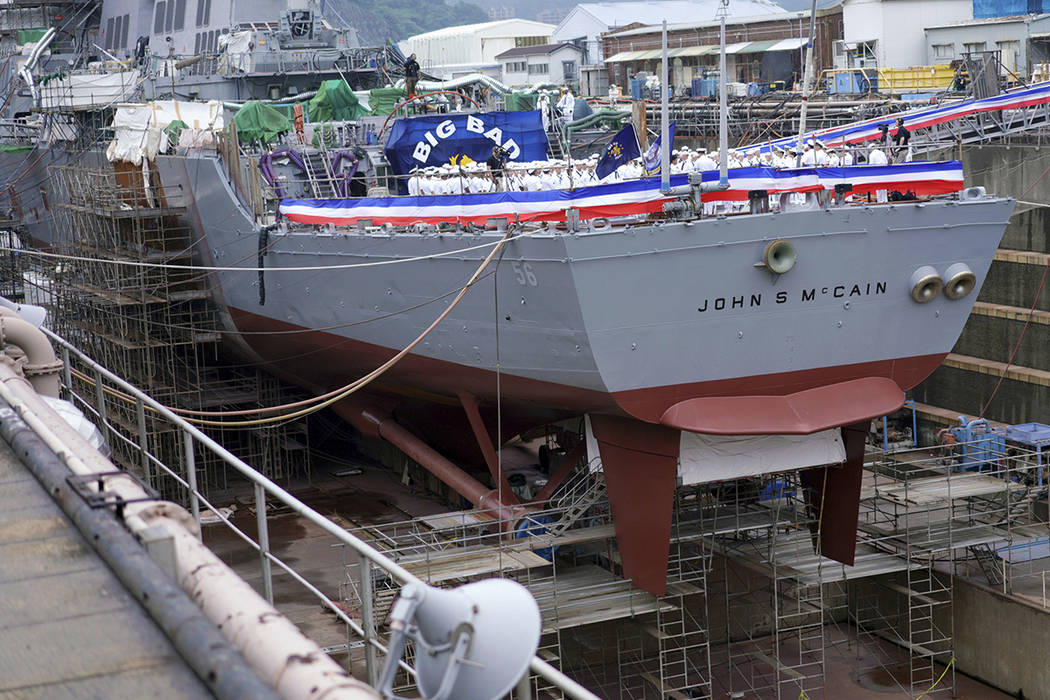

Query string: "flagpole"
[718, 1, 729, 186]
[795, 0, 818, 167]
[660, 19, 670, 193]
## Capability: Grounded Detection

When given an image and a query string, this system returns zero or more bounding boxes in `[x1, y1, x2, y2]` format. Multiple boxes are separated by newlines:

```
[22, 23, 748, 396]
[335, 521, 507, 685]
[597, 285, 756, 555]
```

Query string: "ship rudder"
[589, 415, 680, 597]
[800, 420, 869, 566]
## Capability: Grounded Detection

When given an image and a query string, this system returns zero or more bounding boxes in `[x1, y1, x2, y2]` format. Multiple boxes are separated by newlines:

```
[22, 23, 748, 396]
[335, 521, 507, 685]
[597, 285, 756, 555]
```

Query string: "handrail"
[43, 326, 600, 700]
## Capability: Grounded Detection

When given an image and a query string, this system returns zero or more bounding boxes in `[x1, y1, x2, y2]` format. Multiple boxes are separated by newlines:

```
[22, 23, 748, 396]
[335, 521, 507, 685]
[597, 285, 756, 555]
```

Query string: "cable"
[913, 657, 955, 700]
[67, 229, 514, 427]
[978, 254, 1049, 419]
[0, 229, 534, 272]
[59, 268, 494, 339]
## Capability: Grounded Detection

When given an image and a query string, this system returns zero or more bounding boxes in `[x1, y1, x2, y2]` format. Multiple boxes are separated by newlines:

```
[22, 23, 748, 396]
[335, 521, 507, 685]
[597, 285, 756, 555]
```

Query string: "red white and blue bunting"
[738, 80, 1050, 154]
[278, 161, 965, 226]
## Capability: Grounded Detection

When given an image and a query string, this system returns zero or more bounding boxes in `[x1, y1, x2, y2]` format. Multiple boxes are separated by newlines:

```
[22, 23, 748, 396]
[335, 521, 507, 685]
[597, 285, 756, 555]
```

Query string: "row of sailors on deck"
[404, 142, 898, 196]
[408, 158, 604, 196]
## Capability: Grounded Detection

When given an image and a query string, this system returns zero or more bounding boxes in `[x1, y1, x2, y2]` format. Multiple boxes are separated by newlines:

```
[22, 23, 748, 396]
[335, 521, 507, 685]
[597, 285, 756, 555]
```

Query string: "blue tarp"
[384, 110, 550, 185]
[973, 0, 1045, 18]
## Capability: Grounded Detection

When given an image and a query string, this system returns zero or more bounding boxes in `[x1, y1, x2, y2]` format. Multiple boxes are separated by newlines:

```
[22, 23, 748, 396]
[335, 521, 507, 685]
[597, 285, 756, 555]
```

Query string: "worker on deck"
[404, 53, 420, 98]
[892, 117, 912, 163]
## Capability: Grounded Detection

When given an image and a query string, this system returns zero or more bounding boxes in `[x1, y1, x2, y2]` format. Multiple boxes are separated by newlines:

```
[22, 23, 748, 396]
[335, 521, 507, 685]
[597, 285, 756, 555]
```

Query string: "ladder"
[545, 468, 606, 537]
[301, 151, 337, 199]
[968, 542, 1005, 587]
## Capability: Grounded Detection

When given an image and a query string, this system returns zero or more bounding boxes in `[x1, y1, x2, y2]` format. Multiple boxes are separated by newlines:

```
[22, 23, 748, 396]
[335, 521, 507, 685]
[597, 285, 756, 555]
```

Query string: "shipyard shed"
[552, 0, 787, 68]
[924, 13, 1050, 78]
[399, 19, 557, 80]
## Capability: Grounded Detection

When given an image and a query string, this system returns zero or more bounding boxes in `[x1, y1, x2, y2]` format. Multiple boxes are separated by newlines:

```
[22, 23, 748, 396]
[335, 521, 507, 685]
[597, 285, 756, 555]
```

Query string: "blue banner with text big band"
[384, 110, 550, 178]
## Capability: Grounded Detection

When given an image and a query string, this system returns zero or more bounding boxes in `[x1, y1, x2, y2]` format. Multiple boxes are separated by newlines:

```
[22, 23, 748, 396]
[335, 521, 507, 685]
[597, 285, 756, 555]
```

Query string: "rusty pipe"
[337, 401, 530, 525]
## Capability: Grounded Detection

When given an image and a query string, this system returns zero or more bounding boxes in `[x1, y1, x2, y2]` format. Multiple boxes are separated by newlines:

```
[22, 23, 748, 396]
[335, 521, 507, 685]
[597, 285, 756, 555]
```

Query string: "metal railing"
[44, 325, 599, 700]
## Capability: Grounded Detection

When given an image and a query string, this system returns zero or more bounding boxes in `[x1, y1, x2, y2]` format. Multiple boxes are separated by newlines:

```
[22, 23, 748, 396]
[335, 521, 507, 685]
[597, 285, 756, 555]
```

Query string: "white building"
[399, 19, 556, 80]
[552, 0, 787, 67]
[925, 14, 1050, 78]
[840, 0, 972, 70]
[497, 43, 585, 88]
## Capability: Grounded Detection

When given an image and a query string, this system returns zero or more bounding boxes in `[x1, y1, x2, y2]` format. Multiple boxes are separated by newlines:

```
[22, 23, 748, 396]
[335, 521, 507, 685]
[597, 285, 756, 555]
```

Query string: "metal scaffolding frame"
[45, 162, 311, 498]
[848, 441, 1049, 697]
[331, 430, 1050, 700]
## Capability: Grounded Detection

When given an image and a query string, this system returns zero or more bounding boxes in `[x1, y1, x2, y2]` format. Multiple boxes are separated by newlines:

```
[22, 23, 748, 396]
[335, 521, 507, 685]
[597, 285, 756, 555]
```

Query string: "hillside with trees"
[327, 0, 489, 44]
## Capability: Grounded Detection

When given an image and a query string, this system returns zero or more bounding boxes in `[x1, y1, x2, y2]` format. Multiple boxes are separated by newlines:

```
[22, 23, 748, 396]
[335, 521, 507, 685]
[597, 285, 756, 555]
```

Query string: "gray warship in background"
[0, 0, 1015, 595]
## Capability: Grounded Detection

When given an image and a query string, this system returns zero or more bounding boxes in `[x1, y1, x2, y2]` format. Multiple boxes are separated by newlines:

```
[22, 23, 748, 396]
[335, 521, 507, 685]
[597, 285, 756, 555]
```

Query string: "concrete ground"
[204, 451, 1020, 699]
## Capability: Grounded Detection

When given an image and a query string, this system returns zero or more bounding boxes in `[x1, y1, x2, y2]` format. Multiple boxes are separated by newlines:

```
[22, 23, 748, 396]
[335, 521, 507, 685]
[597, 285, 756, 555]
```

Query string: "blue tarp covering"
[973, 0, 1046, 17]
[384, 110, 550, 185]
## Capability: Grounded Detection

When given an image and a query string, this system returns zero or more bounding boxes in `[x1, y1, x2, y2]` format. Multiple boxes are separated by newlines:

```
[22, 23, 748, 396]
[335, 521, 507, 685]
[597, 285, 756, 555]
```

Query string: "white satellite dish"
[377, 579, 541, 700]
[0, 296, 46, 328]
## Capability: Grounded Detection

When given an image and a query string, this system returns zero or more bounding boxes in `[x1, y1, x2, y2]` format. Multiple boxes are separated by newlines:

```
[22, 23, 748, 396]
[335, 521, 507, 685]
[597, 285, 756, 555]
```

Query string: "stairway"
[546, 130, 566, 161]
[545, 467, 607, 537]
[301, 150, 338, 199]
[969, 542, 1005, 586]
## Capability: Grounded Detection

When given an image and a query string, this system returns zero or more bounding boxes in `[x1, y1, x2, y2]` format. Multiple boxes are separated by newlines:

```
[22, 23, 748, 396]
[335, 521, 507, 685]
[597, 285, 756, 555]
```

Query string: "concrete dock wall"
[953, 577, 1050, 700]
[915, 142, 1050, 426]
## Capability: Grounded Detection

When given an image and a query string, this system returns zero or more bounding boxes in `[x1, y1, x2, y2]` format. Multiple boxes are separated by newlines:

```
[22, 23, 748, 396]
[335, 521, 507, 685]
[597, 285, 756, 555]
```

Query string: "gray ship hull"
[6, 146, 1012, 595]
[169, 153, 1010, 432]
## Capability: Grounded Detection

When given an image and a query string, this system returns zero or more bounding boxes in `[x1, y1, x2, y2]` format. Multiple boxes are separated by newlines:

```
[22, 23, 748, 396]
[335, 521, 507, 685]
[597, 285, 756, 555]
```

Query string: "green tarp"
[310, 80, 369, 122]
[232, 101, 292, 145]
[18, 29, 46, 45]
[504, 93, 538, 111]
[0, 144, 33, 154]
[368, 87, 407, 116]
[164, 119, 188, 149]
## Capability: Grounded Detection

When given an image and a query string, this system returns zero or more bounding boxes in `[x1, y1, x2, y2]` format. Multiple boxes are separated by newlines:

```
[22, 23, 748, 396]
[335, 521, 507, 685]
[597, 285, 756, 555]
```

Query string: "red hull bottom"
[228, 308, 937, 594]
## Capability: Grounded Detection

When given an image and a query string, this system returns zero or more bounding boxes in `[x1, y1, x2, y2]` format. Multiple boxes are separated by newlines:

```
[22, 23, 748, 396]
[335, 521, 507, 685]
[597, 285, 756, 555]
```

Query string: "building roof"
[925, 13, 1050, 31]
[563, 0, 788, 32]
[495, 42, 583, 59]
[607, 6, 837, 38]
[404, 18, 556, 42]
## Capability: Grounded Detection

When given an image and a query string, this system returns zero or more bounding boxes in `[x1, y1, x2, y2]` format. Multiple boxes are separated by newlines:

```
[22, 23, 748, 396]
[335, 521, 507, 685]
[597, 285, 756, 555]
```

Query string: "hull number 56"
[512, 262, 538, 287]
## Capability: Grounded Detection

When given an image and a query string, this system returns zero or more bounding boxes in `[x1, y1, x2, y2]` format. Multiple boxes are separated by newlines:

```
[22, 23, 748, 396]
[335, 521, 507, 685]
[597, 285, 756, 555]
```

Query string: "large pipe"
[0, 339, 380, 700]
[337, 401, 529, 524]
[0, 395, 281, 700]
[0, 310, 62, 397]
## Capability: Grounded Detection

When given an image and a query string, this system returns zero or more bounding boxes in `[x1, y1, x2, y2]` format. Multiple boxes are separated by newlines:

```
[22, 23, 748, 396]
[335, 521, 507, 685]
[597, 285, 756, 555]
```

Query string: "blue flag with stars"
[595, 123, 642, 180]
[643, 122, 675, 176]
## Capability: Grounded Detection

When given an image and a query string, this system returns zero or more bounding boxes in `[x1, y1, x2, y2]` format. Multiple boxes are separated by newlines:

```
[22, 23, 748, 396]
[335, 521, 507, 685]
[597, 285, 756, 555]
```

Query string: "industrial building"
[925, 14, 1050, 80]
[496, 42, 584, 88]
[398, 18, 556, 80]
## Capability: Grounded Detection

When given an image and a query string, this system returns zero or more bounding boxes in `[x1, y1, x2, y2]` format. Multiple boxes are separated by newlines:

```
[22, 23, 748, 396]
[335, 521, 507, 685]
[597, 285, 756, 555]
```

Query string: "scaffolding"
[846, 440, 1049, 696]
[46, 162, 311, 498]
[329, 427, 1050, 699]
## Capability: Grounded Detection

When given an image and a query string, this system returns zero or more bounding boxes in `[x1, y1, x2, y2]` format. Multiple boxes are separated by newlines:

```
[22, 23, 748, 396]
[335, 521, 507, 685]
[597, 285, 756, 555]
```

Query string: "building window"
[154, 2, 166, 34]
[527, 63, 549, 75]
[194, 32, 201, 53]
[120, 14, 130, 48]
[562, 60, 577, 78]
[998, 40, 1020, 73]
[105, 17, 115, 50]
[962, 41, 987, 54]
[506, 61, 527, 72]
[174, 0, 186, 31]
[196, 0, 211, 27]
[932, 43, 953, 60]
[515, 36, 547, 48]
